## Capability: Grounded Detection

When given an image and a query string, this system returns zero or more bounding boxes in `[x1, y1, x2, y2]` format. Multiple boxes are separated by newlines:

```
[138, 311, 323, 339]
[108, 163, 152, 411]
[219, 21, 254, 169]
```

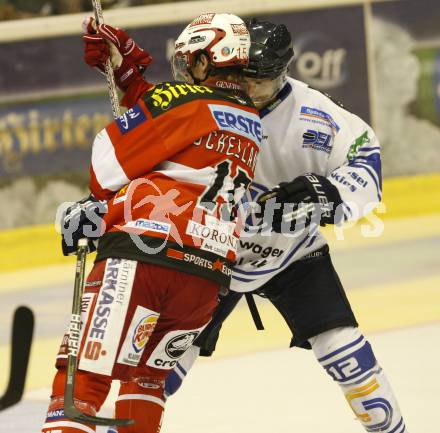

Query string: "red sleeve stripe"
[91, 128, 130, 192]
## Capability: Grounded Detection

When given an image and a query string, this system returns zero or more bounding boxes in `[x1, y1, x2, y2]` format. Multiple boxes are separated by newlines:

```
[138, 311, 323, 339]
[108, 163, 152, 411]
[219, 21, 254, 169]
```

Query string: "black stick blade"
[64, 405, 134, 427]
[0, 306, 34, 411]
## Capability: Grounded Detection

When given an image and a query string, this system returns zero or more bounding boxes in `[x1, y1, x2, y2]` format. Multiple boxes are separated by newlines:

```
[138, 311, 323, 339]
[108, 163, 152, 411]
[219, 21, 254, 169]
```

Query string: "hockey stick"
[0, 306, 34, 411]
[92, 0, 121, 118]
[63, 2, 129, 425]
[63, 239, 134, 427]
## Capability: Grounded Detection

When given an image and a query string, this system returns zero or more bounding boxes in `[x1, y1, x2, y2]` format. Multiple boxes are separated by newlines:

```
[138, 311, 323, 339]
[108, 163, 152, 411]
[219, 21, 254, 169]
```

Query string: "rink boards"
[0, 213, 439, 393]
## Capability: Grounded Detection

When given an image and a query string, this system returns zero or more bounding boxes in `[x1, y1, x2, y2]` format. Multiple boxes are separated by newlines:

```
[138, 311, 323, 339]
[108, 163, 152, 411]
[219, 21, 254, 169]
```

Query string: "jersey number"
[199, 161, 252, 215]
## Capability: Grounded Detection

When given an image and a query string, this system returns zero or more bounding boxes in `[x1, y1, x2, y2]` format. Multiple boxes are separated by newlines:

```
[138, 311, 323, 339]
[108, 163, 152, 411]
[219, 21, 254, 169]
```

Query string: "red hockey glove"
[82, 17, 153, 96]
[97, 22, 152, 69]
[83, 32, 110, 71]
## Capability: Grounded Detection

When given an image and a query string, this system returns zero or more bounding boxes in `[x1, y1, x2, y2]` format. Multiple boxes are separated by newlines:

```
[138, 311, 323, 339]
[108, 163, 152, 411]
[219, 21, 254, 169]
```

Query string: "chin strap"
[188, 68, 202, 84]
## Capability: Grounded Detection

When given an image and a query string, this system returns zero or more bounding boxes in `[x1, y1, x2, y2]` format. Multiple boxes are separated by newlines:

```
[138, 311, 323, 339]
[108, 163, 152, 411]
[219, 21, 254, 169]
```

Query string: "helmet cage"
[172, 52, 193, 82]
[243, 74, 287, 107]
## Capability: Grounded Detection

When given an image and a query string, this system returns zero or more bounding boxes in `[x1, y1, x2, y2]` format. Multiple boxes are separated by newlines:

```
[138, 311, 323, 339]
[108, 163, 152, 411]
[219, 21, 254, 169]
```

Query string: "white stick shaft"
[91, 0, 121, 119]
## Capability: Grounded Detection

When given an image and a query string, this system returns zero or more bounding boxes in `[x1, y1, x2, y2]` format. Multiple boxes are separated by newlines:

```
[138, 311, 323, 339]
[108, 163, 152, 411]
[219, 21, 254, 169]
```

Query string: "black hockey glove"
[61, 195, 107, 256]
[257, 173, 343, 233]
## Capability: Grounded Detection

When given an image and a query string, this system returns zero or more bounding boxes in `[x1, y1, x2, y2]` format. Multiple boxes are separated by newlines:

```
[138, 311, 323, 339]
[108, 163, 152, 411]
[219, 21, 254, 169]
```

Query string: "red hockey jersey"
[91, 81, 262, 286]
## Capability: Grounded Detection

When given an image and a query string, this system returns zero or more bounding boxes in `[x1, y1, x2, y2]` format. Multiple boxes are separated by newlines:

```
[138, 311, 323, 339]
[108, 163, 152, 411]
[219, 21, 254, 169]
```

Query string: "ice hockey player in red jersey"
[41, 13, 261, 433]
[83, 18, 410, 433]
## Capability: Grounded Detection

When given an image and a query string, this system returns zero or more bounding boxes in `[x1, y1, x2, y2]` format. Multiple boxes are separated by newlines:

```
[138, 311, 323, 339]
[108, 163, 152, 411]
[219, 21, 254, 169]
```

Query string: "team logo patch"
[165, 332, 199, 359]
[347, 131, 370, 161]
[117, 306, 160, 367]
[146, 327, 205, 369]
[116, 104, 147, 134]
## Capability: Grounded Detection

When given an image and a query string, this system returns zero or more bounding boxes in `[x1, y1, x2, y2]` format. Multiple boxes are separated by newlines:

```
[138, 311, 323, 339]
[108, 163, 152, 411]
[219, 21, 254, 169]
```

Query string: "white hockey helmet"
[172, 13, 250, 82]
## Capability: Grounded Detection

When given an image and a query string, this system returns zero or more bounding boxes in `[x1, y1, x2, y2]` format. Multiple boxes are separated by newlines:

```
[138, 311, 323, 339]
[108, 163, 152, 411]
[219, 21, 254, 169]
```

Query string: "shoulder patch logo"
[116, 105, 147, 134]
[347, 131, 370, 161]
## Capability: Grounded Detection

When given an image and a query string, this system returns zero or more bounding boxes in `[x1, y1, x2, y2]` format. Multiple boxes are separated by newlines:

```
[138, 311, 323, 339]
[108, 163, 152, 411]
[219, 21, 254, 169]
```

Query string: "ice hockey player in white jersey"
[84, 17, 408, 433]
[163, 19, 409, 433]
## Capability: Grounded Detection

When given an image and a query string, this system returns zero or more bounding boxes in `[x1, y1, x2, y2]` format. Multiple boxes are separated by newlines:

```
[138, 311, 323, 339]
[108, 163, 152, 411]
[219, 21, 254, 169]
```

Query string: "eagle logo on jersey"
[165, 332, 199, 359]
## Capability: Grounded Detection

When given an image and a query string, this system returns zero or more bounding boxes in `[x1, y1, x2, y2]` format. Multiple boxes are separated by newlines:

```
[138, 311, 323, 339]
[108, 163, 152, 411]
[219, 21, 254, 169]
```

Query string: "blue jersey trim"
[259, 82, 293, 118]
[389, 417, 405, 433]
[232, 274, 256, 283]
[349, 162, 382, 201]
[342, 202, 353, 221]
[305, 233, 317, 248]
[352, 152, 382, 186]
[358, 146, 380, 152]
[318, 335, 364, 362]
[232, 232, 314, 278]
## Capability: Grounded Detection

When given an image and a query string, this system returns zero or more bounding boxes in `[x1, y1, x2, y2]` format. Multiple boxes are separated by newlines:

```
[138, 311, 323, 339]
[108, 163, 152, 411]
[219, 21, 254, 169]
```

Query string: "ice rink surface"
[0, 215, 439, 432]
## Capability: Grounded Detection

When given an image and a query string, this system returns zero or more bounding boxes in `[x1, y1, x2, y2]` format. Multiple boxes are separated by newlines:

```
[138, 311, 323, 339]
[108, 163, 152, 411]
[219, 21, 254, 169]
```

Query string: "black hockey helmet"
[244, 18, 294, 79]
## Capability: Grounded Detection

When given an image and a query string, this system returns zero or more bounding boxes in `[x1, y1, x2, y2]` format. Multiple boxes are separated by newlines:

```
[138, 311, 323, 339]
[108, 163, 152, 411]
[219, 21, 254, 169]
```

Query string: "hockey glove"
[257, 173, 343, 233]
[82, 17, 152, 92]
[61, 195, 107, 256]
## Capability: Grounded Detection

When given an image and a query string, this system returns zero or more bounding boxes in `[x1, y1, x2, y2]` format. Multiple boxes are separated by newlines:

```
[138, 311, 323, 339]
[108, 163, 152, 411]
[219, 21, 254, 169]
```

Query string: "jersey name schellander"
[91, 81, 261, 287]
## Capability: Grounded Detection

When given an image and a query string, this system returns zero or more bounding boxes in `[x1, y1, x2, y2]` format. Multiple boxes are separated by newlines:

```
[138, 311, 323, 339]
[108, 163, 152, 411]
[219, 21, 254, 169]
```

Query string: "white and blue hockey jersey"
[231, 77, 382, 292]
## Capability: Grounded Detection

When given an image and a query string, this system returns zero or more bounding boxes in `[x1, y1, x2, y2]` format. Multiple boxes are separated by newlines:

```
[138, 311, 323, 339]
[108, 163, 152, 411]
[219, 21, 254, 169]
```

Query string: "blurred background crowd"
[0, 0, 188, 20]
[0, 0, 439, 231]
